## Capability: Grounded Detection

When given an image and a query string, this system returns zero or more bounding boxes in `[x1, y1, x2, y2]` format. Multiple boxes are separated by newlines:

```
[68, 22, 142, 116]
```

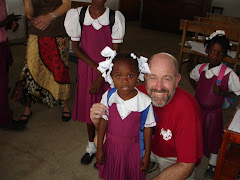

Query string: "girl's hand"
[4, 14, 21, 30]
[31, 13, 53, 30]
[89, 76, 103, 94]
[96, 148, 104, 164]
[213, 84, 221, 95]
[140, 155, 150, 171]
[12, 21, 19, 32]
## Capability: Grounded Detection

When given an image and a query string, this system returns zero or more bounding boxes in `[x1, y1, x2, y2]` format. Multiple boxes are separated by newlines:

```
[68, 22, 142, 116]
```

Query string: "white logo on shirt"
[160, 128, 172, 141]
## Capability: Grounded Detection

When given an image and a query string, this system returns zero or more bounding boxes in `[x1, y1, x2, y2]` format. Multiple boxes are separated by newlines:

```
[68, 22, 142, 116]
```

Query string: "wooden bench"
[206, 13, 240, 23]
[178, 19, 240, 72]
[195, 16, 240, 31]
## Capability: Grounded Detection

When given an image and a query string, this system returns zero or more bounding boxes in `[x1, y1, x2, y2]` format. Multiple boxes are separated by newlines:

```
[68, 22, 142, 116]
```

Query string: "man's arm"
[153, 162, 195, 180]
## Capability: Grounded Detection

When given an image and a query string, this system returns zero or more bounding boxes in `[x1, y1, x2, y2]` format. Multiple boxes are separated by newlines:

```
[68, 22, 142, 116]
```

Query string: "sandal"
[62, 112, 71, 122]
[19, 111, 32, 125]
[9, 120, 26, 130]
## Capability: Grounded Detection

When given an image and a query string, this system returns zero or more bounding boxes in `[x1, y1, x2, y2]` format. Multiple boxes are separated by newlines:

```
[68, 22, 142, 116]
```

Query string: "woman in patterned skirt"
[12, 0, 71, 128]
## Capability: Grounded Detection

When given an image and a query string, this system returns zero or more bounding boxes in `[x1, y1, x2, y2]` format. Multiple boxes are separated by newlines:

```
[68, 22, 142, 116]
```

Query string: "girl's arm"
[140, 127, 152, 171]
[213, 85, 237, 98]
[72, 41, 102, 75]
[112, 43, 120, 52]
[96, 118, 108, 164]
[72, 41, 104, 94]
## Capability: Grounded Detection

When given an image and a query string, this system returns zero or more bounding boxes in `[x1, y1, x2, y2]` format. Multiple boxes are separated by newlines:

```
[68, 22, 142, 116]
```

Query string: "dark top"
[29, 0, 67, 37]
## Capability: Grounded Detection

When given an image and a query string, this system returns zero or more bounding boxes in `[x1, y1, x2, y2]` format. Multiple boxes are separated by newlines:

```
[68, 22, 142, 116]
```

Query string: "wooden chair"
[213, 106, 240, 180]
[206, 13, 240, 24]
[178, 19, 240, 72]
[195, 16, 240, 31]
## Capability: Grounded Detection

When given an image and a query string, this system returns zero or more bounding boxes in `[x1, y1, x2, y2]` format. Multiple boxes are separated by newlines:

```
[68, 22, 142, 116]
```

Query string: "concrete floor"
[0, 21, 236, 180]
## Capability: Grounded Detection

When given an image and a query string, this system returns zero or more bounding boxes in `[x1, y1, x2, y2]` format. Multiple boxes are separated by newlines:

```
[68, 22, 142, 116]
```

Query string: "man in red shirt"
[91, 53, 203, 179]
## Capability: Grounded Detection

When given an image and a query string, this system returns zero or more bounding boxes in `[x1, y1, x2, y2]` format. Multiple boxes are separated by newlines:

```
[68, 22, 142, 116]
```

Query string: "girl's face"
[206, 43, 225, 67]
[111, 59, 139, 100]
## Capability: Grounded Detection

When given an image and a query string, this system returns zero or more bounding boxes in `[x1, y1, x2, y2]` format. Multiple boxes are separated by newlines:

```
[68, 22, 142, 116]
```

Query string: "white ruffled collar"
[84, 6, 109, 30]
[108, 88, 152, 119]
[202, 63, 232, 79]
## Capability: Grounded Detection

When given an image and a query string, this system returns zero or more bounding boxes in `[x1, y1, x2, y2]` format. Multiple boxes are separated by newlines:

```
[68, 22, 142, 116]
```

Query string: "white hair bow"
[97, 46, 116, 88]
[98, 46, 151, 87]
[137, 55, 151, 81]
[206, 30, 225, 40]
[130, 53, 150, 81]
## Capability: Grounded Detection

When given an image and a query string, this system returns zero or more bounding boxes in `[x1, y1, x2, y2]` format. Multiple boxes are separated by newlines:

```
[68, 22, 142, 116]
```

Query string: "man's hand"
[90, 103, 108, 125]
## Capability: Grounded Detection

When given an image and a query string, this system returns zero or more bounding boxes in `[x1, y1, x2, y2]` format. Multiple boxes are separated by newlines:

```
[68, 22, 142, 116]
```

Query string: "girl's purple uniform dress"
[98, 104, 145, 180]
[72, 22, 111, 124]
[195, 70, 229, 158]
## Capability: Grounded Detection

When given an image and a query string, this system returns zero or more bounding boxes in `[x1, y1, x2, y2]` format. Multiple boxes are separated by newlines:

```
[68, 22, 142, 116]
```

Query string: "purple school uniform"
[195, 70, 230, 158]
[98, 104, 145, 180]
[72, 24, 111, 124]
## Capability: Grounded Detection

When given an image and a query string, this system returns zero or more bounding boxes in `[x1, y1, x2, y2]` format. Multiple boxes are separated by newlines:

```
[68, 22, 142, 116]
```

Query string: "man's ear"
[175, 74, 181, 87]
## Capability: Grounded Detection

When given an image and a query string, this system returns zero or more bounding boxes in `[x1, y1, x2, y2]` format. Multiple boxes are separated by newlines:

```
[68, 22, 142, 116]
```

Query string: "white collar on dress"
[83, 6, 109, 30]
[203, 63, 232, 79]
[108, 88, 152, 113]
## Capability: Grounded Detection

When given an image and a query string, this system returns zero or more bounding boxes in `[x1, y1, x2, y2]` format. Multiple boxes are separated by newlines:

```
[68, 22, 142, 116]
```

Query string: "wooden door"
[119, 0, 140, 21]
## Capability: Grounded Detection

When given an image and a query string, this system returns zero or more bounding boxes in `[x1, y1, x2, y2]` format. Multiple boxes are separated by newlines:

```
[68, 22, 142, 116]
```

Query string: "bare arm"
[152, 162, 195, 180]
[140, 127, 152, 171]
[72, 41, 101, 75]
[28, 0, 71, 30]
[51, 0, 71, 18]
[96, 118, 108, 164]
[24, 0, 34, 19]
[112, 43, 120, 52]
[213, 85, 238, 98]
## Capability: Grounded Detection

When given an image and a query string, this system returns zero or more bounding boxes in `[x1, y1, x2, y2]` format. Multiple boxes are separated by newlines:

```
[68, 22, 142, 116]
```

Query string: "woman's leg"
[62, 99, 71, 121]
[19, 104, 31, 120]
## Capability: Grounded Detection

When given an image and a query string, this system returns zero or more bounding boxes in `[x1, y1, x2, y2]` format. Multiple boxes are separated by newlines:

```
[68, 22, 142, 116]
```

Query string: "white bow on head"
[97, 46, 151, 87]
[97, 46, 116, 88]
[130, 53, 151, 81]
[206, 30, 225, 40]
[137, 55, 151, 81]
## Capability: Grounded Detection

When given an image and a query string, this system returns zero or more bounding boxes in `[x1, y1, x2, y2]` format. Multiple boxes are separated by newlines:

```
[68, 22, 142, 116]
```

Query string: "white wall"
[212, 0, 240, 18]
[5, 0, 120, 40]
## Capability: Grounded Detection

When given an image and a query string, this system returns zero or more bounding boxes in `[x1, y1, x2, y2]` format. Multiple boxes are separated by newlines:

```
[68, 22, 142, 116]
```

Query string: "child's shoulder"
[137, 89, 152, 101]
